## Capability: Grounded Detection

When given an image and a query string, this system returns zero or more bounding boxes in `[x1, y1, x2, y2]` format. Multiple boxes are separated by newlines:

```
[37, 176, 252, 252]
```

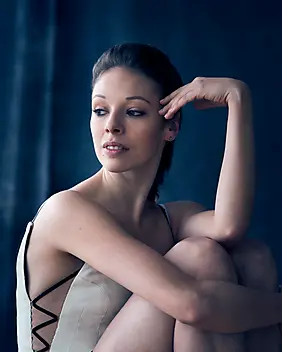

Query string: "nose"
[104, 113, 125, 134]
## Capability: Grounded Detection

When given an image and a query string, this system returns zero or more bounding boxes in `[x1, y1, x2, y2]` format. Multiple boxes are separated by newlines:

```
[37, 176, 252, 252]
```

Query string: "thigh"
[93, 237, 238, 352]
[93, 293, 175, 352]
[93, 243, 194, 351]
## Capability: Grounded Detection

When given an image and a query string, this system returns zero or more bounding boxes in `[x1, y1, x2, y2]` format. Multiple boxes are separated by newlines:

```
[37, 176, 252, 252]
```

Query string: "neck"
[94, 167, 157, 226]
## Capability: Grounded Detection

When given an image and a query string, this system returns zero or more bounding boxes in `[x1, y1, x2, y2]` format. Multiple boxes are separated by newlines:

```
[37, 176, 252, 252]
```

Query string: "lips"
[103, 141, 129, 150]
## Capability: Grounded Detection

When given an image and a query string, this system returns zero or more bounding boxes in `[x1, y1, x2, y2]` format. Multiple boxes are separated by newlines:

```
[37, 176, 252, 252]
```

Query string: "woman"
[16, 43, 281, 351]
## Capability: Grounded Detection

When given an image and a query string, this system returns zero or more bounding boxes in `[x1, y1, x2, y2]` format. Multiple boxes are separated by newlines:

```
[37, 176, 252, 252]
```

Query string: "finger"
[160, 82, 194, 104]
[163, 99, 181, 119]
[164, 100, 181, 119]
[164, 100, 182, 119]
[158, 104, 170, 115]
[160, 87, 183, 105]
[176, 90, 195, 107]
[165, 91, 194, 118]
[159, 97, 177, 115]
[164, 111, 175, 119]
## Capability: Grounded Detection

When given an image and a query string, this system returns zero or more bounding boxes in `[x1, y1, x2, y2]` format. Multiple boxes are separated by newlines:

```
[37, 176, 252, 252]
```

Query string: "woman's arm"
[163, 80, 255, 247]
[34, 191, 197, 323]
[189, 279, 282, 333]
[213, 86, 254, 243]
[36, 191, 282, 333]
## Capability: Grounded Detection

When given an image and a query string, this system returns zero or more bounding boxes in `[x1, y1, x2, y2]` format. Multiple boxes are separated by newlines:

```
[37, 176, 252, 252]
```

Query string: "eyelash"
[92, 108, 145, 117]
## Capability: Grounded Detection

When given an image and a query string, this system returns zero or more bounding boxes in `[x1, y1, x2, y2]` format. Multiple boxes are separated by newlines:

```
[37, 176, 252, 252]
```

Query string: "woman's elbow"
[177, 287, 204, 326]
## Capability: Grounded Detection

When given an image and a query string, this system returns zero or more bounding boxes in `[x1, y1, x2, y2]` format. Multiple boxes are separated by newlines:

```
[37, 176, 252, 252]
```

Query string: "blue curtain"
[1, 0, 281, 349]
[1, 0, 56, 345]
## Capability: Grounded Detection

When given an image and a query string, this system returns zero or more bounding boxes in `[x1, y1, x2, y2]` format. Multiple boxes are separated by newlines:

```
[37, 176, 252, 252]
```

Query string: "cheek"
[90, 118, 103, 147]
[136, 123, 164, 153]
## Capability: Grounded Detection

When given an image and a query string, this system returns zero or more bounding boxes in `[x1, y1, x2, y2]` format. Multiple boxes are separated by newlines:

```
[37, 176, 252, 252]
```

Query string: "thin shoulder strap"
[158, 204, 176, 244]
[31, 200, 48, 223]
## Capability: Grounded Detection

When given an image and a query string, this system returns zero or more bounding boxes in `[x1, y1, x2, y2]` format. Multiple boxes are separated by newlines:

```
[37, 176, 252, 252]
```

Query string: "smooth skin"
[27, 69, 281, 351]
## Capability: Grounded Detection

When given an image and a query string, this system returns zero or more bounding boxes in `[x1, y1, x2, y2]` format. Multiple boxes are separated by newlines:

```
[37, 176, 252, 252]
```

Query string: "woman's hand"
[159, 77, 250, 119]
[160, 77, 254, 246]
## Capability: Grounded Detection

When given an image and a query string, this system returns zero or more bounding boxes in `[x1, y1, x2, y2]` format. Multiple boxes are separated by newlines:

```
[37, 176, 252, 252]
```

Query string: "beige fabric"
[16, 222, 33, 352]
[16, 222, 132, 351]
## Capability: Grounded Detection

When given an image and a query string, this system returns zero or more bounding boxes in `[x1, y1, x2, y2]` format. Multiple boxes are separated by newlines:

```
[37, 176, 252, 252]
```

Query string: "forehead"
[92, 67, 160, 100]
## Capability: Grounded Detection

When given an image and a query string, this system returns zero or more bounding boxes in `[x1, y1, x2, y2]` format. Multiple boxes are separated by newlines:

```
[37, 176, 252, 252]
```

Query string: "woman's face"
[91, 67, 169, 174]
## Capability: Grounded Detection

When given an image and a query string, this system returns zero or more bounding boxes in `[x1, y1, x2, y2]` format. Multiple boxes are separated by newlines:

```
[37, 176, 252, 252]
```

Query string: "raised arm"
[160, 78, 254, 247]
[36, 191, 282, 333]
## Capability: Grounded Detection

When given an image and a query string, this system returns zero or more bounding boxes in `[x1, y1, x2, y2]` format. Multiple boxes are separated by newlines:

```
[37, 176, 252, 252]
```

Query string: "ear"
[164, 112, 180, 142]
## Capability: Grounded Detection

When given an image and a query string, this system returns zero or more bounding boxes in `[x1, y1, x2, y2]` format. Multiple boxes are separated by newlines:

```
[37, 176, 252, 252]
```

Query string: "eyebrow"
[92, 94, 151, 105]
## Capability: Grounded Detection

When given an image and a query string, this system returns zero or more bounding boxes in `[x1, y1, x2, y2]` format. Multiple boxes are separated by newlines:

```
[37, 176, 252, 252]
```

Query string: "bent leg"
[93, 243, 180, 352]
[94, 293, 175, 352]
[229, 238, 282, 352]
[93, 237, 245, 352]
[172, 237, 244, 352]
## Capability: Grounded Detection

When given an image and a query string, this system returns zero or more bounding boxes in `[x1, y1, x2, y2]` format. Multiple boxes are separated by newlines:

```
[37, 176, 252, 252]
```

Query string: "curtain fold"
[1, 1, 281, 349]
[0, 0, 56, 345]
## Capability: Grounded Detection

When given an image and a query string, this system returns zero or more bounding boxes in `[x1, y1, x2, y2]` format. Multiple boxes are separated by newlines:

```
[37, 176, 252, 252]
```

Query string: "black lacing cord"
[30, 269, 80, 351]
[31, 300, 58, 352]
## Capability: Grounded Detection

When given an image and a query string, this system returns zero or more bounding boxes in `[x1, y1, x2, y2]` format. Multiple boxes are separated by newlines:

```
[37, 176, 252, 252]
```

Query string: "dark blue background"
[1, 0, 281, 349]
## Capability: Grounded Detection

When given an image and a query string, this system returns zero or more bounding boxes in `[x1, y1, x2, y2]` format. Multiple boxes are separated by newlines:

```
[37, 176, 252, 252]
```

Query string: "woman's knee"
[165, 237, 238, 283]
[229, 238, 278, 290]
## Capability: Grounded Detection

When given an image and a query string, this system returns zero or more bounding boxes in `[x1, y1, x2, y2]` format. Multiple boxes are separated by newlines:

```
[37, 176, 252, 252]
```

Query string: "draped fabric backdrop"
[1, 0, 281, 349]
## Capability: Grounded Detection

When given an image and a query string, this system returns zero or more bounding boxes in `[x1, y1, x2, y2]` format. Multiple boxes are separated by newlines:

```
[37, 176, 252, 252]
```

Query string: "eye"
[92, 108, 107, 116]
[127, 109, 145, 117]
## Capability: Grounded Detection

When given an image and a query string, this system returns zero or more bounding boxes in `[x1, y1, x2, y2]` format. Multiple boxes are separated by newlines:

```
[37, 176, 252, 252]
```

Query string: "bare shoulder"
[28, 192, 202, 320]
[32, 190, 85, 230]
[29, 189, 103, 258]
[33, 189, 145, 264]
[163, 200, 206, 240]
[32, 189, 110, 246]
[26, 190, 88, 298]
[35, 189, 96, 220]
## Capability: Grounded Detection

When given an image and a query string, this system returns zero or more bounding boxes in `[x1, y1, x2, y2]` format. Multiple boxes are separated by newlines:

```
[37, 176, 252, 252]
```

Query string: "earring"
[169, 136, 174, 141]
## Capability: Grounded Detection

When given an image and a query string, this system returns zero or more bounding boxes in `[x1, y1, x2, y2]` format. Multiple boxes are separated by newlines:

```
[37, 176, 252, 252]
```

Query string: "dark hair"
[92, 43, 183, 202]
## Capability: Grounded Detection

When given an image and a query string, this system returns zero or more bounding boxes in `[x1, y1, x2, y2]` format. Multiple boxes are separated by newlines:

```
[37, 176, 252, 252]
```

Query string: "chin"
[98, 156, 136, 173]
[96, 149, 157, 174]
[103, 163, 133, 173]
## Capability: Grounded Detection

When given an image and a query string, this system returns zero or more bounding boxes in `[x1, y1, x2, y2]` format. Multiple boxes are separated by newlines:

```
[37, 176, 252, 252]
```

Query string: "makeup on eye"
[127, 109, 146, 117]
[92, 107, 146, 117]
[92, 108, 107, 116]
